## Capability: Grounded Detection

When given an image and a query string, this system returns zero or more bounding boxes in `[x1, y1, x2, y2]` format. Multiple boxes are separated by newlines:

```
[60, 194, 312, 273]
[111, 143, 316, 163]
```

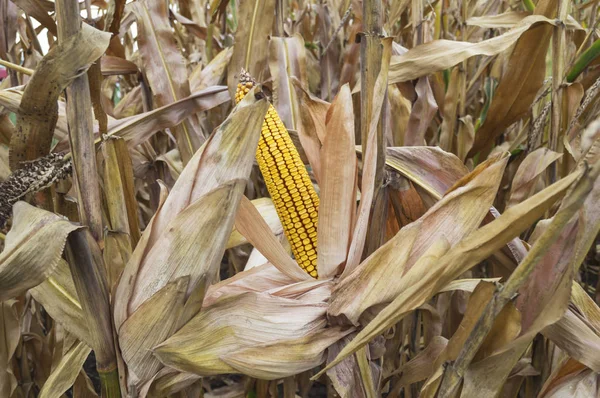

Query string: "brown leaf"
[154, 291, 328, 377]
[189, 47, 232, 92]
[469, 0, 558, 155]
[318, 166, 582, 375]
[388, 15, 563, 84]
[330, 154, 508, 324]
[226, 0, 275, 96]
[0, 203, 81, 301]
[317, 84, 357, 278]
[9, 24, 110, 169]
[131, 0, 205, 163]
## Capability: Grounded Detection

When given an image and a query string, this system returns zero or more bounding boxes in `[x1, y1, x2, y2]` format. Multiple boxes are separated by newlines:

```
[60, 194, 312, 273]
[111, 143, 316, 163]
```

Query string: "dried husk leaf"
[114, 91, 268, 328]
[234, 196, 309, 281]
[0, 202, 81, 301]
[318, 167, 582, 375]
[119, 277, 187, 385]
[317, 84, 357, 278]
[329, 154, 508, 324]
[226, 198, 282, 249]
[292, 78, 329, 182]
[154, 291, 328, 377]
[38, 341, 91, 398]
[223, 327, 352, 380]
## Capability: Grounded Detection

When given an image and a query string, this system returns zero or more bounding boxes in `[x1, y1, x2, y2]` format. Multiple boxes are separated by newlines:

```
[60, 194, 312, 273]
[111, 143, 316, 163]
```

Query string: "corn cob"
[235, 70, 319, 278]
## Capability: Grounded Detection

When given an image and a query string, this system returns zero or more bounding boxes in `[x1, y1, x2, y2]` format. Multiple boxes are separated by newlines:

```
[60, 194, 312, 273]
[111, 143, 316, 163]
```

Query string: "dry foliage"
[0, 0, 599, 397]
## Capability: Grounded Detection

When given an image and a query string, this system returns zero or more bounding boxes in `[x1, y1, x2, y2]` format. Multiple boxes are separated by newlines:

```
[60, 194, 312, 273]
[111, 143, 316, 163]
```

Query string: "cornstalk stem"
[360, 0, 387, 257]
[55, 0, 103, 240]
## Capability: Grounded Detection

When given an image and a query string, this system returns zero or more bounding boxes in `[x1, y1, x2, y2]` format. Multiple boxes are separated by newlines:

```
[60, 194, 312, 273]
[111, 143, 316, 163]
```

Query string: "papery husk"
[154, 291, 330, 378]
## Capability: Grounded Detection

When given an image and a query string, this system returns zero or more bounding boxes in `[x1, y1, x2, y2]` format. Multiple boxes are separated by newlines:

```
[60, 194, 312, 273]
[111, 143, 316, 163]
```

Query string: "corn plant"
[0, 0, 600, 397]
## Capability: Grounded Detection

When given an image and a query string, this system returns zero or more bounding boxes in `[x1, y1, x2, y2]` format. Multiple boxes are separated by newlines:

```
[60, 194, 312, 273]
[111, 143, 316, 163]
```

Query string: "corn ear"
[235, 70, 319, 278]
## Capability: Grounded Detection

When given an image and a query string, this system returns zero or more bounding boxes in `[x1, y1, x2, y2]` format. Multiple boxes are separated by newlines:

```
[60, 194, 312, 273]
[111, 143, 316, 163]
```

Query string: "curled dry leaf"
[9, 23, 110, 169]
[319, 166, 582, 376]
[0, 202, 81, 301]
[329, 153, 509, 324]
[388, 15, 567, 84]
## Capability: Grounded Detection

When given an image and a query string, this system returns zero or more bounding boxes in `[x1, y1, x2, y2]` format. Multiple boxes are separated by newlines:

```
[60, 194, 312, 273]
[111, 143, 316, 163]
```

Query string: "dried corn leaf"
[100, 55, 138, 75]
[506, 148, 563, 208]
[0, 300, 20, 398]
[544, 309, 600, 372]
[385, 146, 468, 200]
[330, 154, 508, 324]
[345, 37, 392, 273]
[470, 0, 557, 155]
[388, 15, 564, 84]
[0, 202, 81, 301]
[405, 77, 438, 146]
[11, 0, 57, 36]
[106, 86, 230, 148]
[391, 336, 448, 390]
[154, 291, 328, 377]
[9, 23, 110, 169]
[189, 47, 232, 92]
[38, 341, 91, 398]
[30, 260, 90, 345]
[130, 0, 204, 163]
[227, 0, 275, 95]
[317, 84, 357, 278]
[268, 34, 307, 129]
[319, 167, 582, 374]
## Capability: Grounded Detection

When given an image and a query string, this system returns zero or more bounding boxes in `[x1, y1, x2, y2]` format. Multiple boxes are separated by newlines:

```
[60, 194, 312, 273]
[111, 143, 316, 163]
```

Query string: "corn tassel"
[235, 70, 319, 278]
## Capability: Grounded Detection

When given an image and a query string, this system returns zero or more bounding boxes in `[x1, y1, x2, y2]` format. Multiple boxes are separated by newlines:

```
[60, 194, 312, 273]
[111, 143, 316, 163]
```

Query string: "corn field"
[0, 0, 599, 396]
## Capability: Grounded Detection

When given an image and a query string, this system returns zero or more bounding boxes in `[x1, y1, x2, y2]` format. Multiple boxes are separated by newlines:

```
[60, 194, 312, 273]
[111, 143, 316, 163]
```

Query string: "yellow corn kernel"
[236, 70, 319, 278]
